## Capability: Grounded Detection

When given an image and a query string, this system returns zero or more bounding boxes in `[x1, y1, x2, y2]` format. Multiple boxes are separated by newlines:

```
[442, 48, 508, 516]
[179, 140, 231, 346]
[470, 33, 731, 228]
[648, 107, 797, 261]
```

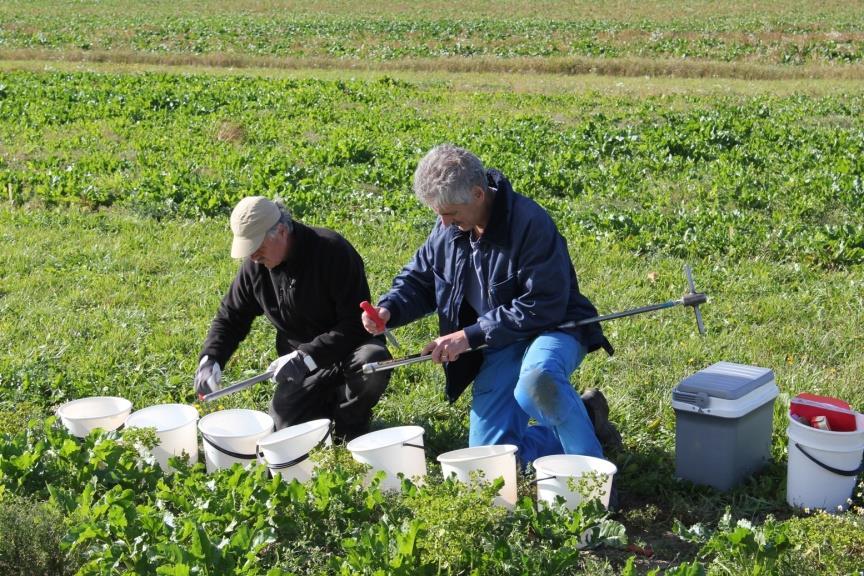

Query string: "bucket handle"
[258, 421, 335, 470]
[202, 434, 258, 460]
[795, 442, 864, 477]
[528, 475, 557, 485]
[403, 442, 425, 450]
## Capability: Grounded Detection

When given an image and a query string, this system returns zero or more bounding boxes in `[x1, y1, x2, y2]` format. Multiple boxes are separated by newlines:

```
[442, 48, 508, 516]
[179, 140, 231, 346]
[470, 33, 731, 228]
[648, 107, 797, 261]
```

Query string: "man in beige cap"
[195, 196, 392, 440]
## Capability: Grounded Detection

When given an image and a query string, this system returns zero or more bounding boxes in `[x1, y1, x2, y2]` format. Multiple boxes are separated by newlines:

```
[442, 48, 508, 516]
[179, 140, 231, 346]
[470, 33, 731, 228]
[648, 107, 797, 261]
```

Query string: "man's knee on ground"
[348, 343, 392, 399]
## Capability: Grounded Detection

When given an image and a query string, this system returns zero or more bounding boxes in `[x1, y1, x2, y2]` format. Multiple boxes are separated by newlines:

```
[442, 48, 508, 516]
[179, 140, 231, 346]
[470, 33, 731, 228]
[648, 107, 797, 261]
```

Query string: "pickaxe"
[361, 265, 707, 375]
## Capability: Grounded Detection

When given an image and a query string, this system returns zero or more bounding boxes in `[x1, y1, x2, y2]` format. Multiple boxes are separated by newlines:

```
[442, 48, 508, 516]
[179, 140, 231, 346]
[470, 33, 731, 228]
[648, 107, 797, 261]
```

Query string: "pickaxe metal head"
[682, 264, 707, 335]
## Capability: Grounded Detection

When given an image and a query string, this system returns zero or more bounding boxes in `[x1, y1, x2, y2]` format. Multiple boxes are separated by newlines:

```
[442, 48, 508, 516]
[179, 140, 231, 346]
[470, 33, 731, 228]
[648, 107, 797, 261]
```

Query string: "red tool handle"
[360, 300, 385, 332]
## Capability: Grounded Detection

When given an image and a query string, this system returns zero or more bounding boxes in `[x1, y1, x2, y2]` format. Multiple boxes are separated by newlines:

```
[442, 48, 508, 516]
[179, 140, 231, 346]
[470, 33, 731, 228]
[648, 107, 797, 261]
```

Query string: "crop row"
[6, 419, 862, 575]
[0, 71, 862, 266]
[2, 14, 864, 65]
[0, 421, 628, 575]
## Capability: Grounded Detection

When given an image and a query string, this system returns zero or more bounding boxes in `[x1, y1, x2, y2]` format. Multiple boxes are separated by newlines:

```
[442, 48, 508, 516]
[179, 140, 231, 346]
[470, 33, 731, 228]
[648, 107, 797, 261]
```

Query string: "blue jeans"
[469, 331, 603, 465]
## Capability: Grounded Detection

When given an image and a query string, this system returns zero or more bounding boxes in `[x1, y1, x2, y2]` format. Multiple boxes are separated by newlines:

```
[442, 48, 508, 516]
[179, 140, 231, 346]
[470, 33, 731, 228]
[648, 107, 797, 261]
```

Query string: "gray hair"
[266, 200, 294, 236]
[413, 144, 488, 210]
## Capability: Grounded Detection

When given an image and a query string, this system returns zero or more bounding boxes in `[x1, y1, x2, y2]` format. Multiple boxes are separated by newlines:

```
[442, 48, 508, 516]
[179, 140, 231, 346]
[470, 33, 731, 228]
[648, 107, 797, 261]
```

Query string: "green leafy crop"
[1, 71, 862, 267]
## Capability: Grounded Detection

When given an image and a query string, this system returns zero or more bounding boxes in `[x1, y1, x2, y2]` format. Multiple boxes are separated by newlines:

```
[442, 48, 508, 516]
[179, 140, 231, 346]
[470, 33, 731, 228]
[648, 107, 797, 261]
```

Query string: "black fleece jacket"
[200, 221, 373, 370]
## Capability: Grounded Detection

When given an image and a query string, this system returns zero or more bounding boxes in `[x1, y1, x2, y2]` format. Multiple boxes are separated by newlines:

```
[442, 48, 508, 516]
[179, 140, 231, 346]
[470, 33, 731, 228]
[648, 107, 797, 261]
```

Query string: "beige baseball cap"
[229, 196, 281, 258]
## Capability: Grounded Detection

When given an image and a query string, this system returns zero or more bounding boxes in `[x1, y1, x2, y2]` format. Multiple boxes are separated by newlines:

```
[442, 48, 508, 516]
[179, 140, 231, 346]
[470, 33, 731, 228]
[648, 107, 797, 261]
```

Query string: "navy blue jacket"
[379, 170, 612, 402]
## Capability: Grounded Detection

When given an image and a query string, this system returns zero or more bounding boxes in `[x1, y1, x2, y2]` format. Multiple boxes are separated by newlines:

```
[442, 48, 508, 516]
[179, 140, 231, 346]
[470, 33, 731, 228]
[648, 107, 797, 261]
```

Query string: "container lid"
[675, 361, 774, 400]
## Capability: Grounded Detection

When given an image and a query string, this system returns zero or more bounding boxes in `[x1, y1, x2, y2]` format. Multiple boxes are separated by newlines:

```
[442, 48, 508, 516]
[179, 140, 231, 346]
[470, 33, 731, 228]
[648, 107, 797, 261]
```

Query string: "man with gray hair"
[362, 144, 620, 465]
[195, 196, 391, 440]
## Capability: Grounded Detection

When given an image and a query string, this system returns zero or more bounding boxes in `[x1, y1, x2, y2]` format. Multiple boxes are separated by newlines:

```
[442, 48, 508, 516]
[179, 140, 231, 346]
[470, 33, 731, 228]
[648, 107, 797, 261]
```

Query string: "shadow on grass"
[614, 444, 792, 525]
[594, 445, 795, 570]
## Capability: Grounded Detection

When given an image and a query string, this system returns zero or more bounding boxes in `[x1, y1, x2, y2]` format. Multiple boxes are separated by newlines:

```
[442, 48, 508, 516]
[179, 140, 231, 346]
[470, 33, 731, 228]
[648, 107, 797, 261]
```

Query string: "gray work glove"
[194, 355, 222, 397]
[268, 350, 317, 387]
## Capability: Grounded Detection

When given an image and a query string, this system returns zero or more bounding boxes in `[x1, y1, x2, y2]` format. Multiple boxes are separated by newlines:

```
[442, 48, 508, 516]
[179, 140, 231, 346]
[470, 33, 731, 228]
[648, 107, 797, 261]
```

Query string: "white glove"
[268, 350, 316, 386]
[194, 355, 222, 397]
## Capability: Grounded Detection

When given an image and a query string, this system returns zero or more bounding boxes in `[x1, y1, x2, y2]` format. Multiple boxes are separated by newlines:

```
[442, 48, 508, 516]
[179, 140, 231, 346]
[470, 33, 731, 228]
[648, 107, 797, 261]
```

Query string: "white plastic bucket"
[533, 454, 618, 510]
[437, 444, 518, 508]
[258, 419, 333, 483]
[786, 412, 864, 512]
[125, 404, 199, 472]
[56, 396, 132, 438]
[198, 409, 274, 473]
[346, 426, 427, 490]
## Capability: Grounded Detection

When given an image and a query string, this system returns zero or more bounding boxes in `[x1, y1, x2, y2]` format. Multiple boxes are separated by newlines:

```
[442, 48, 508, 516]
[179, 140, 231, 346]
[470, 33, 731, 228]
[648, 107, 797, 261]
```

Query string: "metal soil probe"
[361, 264, 708, 375]
[200, 370, 274, 403]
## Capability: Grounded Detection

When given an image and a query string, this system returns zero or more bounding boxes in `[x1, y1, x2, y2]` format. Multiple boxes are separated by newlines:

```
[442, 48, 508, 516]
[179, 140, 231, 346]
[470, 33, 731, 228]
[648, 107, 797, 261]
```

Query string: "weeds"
[0, 493, 76, 576]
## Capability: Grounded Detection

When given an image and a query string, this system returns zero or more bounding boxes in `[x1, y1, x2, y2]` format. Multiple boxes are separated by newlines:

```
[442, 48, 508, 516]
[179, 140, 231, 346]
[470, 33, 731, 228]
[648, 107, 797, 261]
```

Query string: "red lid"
[791, 393, 856, 432]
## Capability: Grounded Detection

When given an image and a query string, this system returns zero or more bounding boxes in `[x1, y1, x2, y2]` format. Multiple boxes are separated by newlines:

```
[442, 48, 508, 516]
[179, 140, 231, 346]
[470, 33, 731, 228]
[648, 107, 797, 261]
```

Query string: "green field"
[1, 2, 863, 575]
[3, 0, 864, 78]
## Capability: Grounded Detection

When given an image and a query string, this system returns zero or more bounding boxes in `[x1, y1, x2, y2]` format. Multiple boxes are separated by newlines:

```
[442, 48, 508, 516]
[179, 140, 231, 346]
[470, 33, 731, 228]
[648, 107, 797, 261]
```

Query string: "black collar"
[275, 221, 312, 275]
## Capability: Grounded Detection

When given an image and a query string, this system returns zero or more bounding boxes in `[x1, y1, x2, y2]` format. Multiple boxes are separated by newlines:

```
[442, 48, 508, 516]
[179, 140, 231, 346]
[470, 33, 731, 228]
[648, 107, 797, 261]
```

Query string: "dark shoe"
[581, 388, 623, 453]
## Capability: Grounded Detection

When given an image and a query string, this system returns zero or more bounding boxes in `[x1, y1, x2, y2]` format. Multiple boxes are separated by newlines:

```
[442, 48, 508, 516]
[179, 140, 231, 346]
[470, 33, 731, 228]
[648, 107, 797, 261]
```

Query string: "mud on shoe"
[581, 388, 623, 453]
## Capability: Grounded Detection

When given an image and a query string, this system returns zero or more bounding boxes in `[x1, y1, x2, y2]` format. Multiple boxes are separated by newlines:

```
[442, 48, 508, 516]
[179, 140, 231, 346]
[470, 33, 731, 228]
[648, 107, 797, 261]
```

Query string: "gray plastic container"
[672, 361, 778, 491]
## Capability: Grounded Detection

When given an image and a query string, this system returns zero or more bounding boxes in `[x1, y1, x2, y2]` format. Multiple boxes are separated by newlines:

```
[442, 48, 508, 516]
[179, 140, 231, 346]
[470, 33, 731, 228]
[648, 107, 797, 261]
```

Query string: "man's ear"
[473, 185, 485, 201]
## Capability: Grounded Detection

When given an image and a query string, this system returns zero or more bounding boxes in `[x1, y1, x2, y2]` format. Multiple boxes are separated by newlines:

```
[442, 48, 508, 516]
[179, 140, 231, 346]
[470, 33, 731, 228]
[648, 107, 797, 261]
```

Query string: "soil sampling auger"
[361, 264, 708, 376]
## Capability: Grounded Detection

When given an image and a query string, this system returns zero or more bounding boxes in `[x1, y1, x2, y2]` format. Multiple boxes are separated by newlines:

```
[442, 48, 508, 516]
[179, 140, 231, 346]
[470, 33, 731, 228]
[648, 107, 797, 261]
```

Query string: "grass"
[2, 0, 864, 78]
[0, 493, 73, 575]
[1, 1, 863, 572]
[1, 201, 862, 571]
[6, 58, 864, 97]
[5, 49, 864, 81]
[2, 70, 862, 270]
[1, 0, 860, 21]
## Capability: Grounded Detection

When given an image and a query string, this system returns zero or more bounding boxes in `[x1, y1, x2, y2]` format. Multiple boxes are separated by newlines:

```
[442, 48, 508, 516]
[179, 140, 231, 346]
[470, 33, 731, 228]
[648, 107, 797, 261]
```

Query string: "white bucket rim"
[346, 425, 425, 454]
[787, 414, 864, 455]
[788, 412, 864, 439]
[258, 418, 332, 449]
[125, 403, 199, 433]
[198, 408, 274, 439]
[533, 454, 618, 478]
[56, 396, 133, 423]
[437, 444, 518, 464]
